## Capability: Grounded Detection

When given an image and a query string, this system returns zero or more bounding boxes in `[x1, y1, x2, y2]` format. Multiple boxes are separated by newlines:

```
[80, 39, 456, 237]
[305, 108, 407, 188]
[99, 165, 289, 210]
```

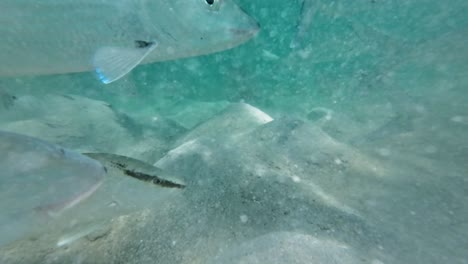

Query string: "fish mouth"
[229, 20, 260, 39]
[233, 5, 261, 38]
[230, 25, 260, 37]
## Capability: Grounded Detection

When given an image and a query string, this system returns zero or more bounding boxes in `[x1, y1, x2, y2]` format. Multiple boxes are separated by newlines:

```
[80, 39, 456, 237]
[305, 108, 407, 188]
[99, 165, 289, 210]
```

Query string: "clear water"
[1, 1, 467, 263]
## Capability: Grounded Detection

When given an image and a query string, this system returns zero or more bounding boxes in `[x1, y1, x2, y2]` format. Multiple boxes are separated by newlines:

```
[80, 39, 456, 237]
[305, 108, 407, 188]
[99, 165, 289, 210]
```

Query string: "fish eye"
[204, 0, 220, 11]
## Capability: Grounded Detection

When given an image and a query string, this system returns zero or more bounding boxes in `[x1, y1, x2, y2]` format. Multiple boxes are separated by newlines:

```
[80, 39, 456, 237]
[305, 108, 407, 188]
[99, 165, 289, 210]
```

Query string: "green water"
[1, 1, 467, 263]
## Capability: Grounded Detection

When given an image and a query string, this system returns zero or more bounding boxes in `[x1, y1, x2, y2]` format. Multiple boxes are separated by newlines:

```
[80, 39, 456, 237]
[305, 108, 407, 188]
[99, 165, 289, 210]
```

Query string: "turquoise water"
[1, 1, 467, 263]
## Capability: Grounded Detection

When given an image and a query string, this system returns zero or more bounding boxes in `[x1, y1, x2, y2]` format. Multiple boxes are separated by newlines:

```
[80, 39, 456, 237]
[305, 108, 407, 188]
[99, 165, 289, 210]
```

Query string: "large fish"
[47, 152, 185, 247]
[0, 0, 260, 83]
[0, 132, 185, 247]
[0, 131, 106, 247]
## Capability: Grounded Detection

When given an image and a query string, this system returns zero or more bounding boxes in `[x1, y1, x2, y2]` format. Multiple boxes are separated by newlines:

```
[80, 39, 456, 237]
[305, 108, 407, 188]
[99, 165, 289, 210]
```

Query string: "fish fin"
[93, 41, 157, 84]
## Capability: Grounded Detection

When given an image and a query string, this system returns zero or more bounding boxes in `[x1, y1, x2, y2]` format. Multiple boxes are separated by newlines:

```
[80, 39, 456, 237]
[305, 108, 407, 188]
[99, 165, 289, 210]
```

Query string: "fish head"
[198, 0, 260, 42]
[145, 0, 260, 59]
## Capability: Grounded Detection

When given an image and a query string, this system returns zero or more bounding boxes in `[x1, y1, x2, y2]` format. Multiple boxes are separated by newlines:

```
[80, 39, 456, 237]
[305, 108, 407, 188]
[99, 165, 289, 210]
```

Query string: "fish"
[83, 152, 185, 189]
[290, 0, 315, 50]
[0, 90, 16, 110]
[0, 133, 185, 248]
[0, 131, 106, 247]
[46, 152, 185, 247]
[0, 0, 260, 83]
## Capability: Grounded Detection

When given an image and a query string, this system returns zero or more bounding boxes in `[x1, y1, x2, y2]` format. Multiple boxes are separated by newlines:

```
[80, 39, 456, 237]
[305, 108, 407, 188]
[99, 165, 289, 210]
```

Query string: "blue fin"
[93, 41, 157, 84]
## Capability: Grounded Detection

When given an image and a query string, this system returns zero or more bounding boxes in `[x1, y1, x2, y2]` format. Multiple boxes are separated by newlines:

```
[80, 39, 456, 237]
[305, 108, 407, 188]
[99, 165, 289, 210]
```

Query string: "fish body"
[0, 133, 184, 247]
[0, 131, 106, 247]
[290, 0, 315, 50]
[0, 0, 259, 83]
[41, 152, 185, 246]
[84, 152, 185, 189]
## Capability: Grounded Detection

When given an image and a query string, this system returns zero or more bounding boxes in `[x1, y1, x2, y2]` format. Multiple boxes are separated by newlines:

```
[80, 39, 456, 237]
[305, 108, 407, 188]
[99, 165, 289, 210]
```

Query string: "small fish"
[0, 90, 16, 110]
[290, 0, 315, 50]
[0, 0, 260, 83]
[83, 152, 185, 189]
[56, 223, 104, 247]
[0, 131, 106, 247]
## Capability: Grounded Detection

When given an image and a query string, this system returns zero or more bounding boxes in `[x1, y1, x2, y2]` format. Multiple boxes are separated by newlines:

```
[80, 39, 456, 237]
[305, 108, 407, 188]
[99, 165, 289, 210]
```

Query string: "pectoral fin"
[93, 41, 157, 84]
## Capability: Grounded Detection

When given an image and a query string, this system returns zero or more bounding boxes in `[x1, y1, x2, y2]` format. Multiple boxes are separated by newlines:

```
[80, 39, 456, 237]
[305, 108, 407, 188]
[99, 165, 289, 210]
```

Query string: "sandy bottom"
[0, 96, 466, 264]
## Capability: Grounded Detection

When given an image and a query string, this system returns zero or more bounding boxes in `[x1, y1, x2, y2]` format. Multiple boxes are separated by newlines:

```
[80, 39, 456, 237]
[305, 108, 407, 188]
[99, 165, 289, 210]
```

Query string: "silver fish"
[0, 90, 16, 110]
[0, 131, 106, 247]
[83, 152, 185, 189]
[290, 0, 315, 50]
[48, 152, 185, 247]
[0, 132, 184, 247]
[0, 0, 260, 83]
